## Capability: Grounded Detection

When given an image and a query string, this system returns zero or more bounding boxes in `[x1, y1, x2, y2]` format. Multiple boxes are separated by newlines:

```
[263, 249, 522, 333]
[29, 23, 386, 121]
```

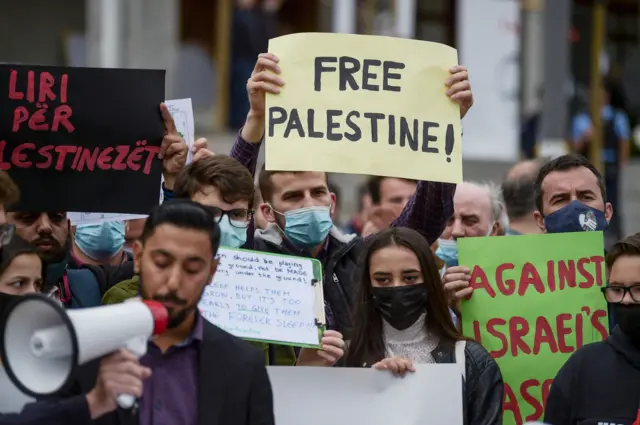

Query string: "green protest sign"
[458, 232, 609, 425]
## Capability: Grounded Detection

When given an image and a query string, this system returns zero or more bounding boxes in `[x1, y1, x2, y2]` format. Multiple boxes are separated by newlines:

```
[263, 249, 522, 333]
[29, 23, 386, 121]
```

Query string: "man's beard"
[139, 273, 195, 329]
[34, 236, 68, 264]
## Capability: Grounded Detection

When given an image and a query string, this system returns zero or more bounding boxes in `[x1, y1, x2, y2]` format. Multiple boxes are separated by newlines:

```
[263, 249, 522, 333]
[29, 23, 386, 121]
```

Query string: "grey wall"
[0, 0, 85, 65]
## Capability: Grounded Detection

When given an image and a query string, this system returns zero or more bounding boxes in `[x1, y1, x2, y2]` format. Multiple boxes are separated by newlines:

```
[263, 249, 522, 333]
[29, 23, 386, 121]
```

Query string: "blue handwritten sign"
[198, 248, 324, 347]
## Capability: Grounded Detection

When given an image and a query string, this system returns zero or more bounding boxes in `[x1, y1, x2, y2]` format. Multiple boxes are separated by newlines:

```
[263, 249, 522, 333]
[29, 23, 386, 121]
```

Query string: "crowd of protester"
[0, 49, 638, 425]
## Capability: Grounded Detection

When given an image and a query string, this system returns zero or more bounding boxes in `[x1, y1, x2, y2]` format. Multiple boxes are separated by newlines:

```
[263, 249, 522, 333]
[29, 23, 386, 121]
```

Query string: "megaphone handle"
[116, 337, 148, 410]
[117, 394, 136, 409]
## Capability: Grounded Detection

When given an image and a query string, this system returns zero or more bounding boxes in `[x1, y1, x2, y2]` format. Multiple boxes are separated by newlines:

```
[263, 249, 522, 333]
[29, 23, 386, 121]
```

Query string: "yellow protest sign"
[265, 33, 462, 184]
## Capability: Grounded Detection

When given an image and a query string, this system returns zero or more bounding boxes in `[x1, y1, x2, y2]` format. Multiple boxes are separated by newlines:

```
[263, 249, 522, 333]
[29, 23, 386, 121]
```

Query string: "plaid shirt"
[230, 130, 456, 330]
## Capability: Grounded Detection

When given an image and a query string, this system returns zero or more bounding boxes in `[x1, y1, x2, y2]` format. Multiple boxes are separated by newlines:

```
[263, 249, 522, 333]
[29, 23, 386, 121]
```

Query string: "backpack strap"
[67, 269, 102, 308]
[454, 340, 466, 381]
[83, 262, 135, 295]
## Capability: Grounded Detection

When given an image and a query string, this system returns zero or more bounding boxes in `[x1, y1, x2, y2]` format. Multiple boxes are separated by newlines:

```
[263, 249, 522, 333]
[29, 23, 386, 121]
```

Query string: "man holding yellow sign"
[227, 33, 473, 340]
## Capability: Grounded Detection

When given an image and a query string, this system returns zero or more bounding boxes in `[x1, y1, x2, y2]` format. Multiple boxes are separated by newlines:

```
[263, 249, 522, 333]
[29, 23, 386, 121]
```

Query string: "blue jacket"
[46, 257, 135, 309]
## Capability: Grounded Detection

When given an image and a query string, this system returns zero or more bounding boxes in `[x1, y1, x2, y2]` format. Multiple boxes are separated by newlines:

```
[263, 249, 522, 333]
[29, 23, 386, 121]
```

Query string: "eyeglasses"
[0, 223, 15, 249]
[209, 207, 253, 229]
[601, 285, 640, 303]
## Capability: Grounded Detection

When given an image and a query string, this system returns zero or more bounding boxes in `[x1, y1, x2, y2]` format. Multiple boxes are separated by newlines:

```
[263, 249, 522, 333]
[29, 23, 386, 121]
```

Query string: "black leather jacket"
[432, 339, 504, 425]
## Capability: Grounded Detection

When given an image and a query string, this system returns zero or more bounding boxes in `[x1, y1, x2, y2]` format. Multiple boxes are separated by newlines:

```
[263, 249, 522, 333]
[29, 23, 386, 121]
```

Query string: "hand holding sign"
[243, 53, 284, 143]
[191, 137, 214, 163]
[446, 65, 473, 119]
[296, 330, 345, 366]
[443, 265, 473, 310]
[372, 356, 416, 377]
[159, 102, 188, 189]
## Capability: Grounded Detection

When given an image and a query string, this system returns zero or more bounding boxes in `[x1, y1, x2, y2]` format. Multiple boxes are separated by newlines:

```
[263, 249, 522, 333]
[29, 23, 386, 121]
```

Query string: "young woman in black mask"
[343, 227, 503, 425]
[545, 232, 640, 425]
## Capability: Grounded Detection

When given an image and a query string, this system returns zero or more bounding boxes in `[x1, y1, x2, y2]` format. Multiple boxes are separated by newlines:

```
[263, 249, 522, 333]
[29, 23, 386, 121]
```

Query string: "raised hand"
[242, 53, 285, 143]
[159, 103, 188, 189]
[446, 66, 473, 119]
[442, 265, 473, 311]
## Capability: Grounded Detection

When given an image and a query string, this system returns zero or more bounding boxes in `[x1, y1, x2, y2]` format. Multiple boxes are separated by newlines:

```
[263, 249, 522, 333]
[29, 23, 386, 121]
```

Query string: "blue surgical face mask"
[435, 222, 493, 268]
[273, 205, 334, 248]
[543, 200, 608, 234]
[435, 238, 458, 267]
[218, 215, 248, 249]
[74, 221, 125, 261]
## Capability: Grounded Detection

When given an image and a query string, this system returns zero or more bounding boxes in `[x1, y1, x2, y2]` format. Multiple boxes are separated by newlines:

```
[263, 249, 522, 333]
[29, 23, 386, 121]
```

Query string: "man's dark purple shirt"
[139, 313, 204, 425]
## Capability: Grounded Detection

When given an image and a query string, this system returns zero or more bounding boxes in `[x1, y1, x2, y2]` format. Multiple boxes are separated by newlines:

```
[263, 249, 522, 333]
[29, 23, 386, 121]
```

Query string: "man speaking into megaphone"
[0, 227, 161, 423]
[1, 293, 169, 423]
[36, 199, 273, 425]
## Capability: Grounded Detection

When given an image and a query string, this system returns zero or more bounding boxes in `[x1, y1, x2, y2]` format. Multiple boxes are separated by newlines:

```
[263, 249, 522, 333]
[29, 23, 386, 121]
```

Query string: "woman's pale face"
[369, 245, 423, 288]
[0, 253, 42, 295]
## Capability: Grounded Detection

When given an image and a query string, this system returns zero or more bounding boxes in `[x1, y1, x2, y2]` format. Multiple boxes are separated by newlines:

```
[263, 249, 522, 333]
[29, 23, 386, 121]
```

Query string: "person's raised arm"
[386, 66, 474, 245]
[231, 53, 284, 178]
[159, 101, 215, 202]
[159, 102, 188, 193]
[388, 181, 456, 245]
[158, 102, 189, 203]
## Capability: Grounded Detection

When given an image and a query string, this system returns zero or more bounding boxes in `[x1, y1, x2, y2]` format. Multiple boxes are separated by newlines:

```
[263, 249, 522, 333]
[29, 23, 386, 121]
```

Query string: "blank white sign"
[267, 364, 463, 425]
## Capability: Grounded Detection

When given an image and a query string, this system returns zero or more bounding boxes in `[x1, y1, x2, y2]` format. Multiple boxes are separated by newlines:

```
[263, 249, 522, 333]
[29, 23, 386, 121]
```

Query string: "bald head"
[502, 160, 543, 221]
[506, 160, 541, 180]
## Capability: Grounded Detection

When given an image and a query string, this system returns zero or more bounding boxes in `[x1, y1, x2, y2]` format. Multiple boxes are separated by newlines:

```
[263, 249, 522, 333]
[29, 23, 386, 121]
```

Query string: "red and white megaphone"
[0, 294, 168, 409]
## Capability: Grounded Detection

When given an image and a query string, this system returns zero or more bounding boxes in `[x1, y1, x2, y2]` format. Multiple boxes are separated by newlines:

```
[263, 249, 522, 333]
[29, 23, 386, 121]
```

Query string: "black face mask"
[614, 304, 640, 348]
[371, 285, 428, 331]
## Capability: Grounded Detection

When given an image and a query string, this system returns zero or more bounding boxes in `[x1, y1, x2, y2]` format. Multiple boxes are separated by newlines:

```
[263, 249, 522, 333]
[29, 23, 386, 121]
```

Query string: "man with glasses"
[103, 154, 256, 302]
[102, 155, 311, 366]
[544, 232, 640, 425]
[171, 154, 256, 249]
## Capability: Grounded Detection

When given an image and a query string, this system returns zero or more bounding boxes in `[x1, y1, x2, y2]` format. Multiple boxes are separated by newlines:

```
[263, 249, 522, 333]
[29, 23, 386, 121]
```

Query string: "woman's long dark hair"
[344, 227, 468, 367]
